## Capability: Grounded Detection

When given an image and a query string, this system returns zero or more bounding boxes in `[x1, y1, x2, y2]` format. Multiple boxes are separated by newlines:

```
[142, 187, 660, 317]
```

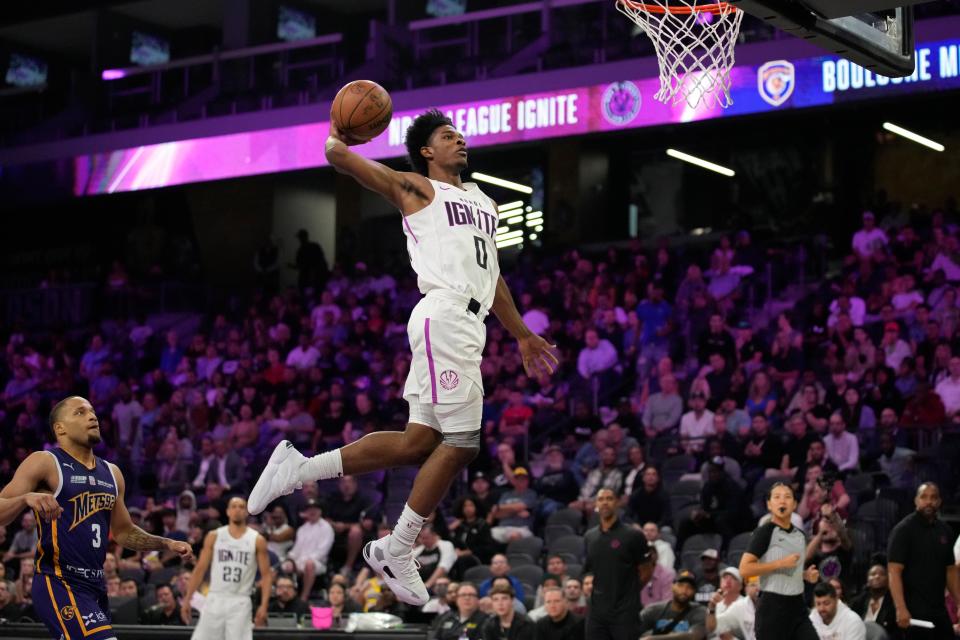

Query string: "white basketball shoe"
[247, 440, 305, 515]
[363, 537, 429, 606]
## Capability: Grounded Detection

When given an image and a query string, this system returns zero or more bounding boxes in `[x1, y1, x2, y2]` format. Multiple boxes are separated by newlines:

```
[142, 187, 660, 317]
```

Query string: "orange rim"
[618, 0, 737, 14]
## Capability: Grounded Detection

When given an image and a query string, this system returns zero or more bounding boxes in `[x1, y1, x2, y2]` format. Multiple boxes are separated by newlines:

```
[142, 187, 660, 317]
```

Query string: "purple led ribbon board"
[74, 36, 960, 195]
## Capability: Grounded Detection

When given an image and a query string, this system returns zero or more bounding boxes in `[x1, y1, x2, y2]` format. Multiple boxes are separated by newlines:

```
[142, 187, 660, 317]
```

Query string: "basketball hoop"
[616, 0, 743, 109]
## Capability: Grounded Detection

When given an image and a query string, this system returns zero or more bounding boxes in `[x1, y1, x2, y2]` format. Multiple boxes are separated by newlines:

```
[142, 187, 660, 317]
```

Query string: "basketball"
[331, 80, 392, 142]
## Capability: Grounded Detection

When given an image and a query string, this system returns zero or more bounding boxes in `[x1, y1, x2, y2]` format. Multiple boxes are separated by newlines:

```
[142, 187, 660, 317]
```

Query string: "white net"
[615, 0, 744, 109]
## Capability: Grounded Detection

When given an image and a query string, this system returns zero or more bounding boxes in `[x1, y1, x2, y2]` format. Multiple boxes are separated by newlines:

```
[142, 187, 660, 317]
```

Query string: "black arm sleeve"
[745, 522, 776, 558]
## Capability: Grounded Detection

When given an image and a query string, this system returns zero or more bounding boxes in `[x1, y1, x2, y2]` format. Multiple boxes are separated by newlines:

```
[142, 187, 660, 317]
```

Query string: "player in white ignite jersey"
[248, 109, 558, 606]
[181, 497, 271, 639]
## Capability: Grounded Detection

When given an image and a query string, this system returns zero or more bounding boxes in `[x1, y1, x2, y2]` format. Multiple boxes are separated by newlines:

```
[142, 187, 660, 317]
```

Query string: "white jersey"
[401, 179, 501, 310]
[208, 526, 259, 596]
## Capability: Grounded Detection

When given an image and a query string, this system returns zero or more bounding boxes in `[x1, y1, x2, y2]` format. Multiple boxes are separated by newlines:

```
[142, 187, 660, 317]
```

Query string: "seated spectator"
[286, 332, 319, 371]
[449, 497, 496, 577]
[534, 446, 580, 518]
[262, 505, 295, 561]
[744, 371, 777, 419]
[848, 564, 897, 636]
[797, 464, 850, 524]
[809, 581, 866, 640]
[193, 438, 245, 491]
[479, 555, 525, 601]
[533, 586, 585, 640]
[371, 584, 408, 618]
[106, 575, 121, 597]
[0, 579, 22, 620]
[429, 582, 489, 640]
[852, 210, 887, 260]
[679, 392, 715, 456]
[641, 547, 675, 607]
[268, 576, 311, 617]
[605, 423, 639, 467]
[934, 355, 960, 420]
[641, 522, 676, 572]
[706, 575, 759, 640]
[823, 413, 860, 473]
[628, 466, 670, 527]
[499, 391, 534, 441]
[480, 576, 527, 615]
[620, 445, 648, 501]
[141, 584, 184, 625]
[572, 429, 607, 485]
[638, 571, 707, 637]
[324, 475, 374, 574]
[562, 578, 587, 617]
[490, 468, 538, 543]
[839, 387, 876, 434]
[881, 322, 912, 370]
[770, 413, 810, 482]
[414, 524, 457, 593]
[287, 499, 334, 600]
[422, 577, 454, 615]
[469, 472, 499, 517]
[642, 374, 683, 440]
[805, 506, 854, 591]
[697, 567, 744, 624]
[693, 550, 726, 604]
[698, 314, 737, 367]
[874, 430, 915, 489]
[678, 461, 746, 548]
[528, 574, 563, 621]
[716, 396, 751, 438]
[327, 581, 360, 622]
[569, 447, 623, 517]
[576, 328, 619, 385]
[742, 414, 784, 485]
[481, 583, 534, 640]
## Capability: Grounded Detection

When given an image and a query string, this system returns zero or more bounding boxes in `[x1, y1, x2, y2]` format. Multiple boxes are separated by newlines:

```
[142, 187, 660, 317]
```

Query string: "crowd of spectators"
[2, 205, 960, 637]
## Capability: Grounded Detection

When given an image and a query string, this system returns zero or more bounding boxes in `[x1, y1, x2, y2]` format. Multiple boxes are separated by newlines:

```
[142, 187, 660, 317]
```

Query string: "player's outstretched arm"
[181, 530, 216, 624]
[0, 452, 62, 526]
[490, 274, 558, 380]
[324, 125, 432, 213]
[109, 464, 194, 562]
[254, 535, 271, 627]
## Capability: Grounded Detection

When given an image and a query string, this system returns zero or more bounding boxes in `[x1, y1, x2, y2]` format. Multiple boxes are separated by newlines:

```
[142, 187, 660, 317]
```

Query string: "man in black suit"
[849, 563, 900, 638]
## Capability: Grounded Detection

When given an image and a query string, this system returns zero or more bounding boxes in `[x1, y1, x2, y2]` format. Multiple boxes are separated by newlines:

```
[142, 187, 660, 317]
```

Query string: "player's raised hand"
[518, 334, 559, 380]
[165, 539, 195, 564]
[328, 121, 366, 147]
[25, 492, 63, 522]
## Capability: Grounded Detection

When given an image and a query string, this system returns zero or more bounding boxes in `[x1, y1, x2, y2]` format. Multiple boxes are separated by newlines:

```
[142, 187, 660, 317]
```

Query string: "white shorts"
[292, 556, 326, 574]
[191, 593, 251, 640]
[404, 292, 486, 434]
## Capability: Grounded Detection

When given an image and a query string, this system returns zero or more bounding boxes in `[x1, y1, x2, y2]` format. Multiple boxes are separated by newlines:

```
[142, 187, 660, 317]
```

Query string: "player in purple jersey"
[0, 396, 193, 640]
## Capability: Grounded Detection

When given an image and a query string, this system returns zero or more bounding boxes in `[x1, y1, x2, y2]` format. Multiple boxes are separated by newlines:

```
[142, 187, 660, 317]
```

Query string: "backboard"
[730, 0, 921, 77]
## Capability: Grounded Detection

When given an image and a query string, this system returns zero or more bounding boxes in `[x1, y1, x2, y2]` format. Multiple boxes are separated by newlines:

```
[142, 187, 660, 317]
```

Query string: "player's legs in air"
[248, 304, 483, 605]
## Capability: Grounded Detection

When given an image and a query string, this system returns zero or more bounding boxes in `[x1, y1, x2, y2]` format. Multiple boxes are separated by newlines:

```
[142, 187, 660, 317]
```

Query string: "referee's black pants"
[586, 611, 640, 640]
[755, 592, 818, 640]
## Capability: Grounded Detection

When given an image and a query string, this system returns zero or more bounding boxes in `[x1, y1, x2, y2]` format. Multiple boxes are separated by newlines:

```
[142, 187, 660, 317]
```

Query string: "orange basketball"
[331, 80, 392, 142]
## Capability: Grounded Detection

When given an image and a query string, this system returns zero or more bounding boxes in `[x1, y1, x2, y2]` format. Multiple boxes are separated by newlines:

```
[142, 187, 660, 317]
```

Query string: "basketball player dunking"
[248, 109, 558, 605]
[0, 396, 194, 640]
[181, 497, 271, 640]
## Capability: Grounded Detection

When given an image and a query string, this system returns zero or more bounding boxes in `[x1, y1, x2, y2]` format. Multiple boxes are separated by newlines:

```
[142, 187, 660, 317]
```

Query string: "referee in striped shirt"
[739, 482, 821, 640]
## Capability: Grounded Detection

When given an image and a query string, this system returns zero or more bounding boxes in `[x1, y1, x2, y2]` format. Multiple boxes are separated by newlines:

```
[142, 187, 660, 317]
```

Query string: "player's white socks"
[300, 449, 344, 482]
[388, 504, 427, 556]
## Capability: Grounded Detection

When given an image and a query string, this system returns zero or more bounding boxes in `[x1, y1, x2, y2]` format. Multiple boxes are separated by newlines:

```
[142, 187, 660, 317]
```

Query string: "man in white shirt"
[287, 499, 334, 601]
[285, 333, 320, 371]
[851, 211, 888, 260]
[707, 575, 759, 640]
[412, 524, 457, 592]
[577, 328, 618, 380]
[706, 567, 745, 639]
[642, 522, 676, 571]
[520, 292, 549, 336]
[827, 294, 866, 328]
[934, 355, 960, 418]
[824, 413, 859, 473]
[680, 392, 715, 455]
[881, 322, 912, 370]
[810, 580, 866, 640]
